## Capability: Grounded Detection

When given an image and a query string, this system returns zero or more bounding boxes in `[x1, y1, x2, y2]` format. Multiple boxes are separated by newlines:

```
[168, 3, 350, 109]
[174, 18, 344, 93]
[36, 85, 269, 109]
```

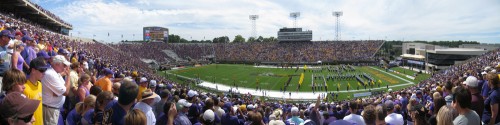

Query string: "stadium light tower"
[249, 15, 259, 38]
[290, 12, 300, 28]
[333, 11, 343, 41]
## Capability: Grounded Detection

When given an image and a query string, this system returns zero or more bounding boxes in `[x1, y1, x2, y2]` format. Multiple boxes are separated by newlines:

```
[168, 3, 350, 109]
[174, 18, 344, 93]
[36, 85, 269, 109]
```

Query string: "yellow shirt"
[24, 80, 43, 125]
[95, 77, 112, 92]
[137, 86, 147, 101]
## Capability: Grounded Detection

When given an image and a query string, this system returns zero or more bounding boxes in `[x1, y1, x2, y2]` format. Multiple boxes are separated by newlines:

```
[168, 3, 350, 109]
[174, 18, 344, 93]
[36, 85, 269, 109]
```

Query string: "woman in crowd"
[436, 105, 457, 125]
[11, 41, 28, 71]
[80, 95, 97, 125]
[410, 104, 429, 125]
[483, 73, 500, 125]
[125, 109, 147, 125]
[77, 74, 92, 102]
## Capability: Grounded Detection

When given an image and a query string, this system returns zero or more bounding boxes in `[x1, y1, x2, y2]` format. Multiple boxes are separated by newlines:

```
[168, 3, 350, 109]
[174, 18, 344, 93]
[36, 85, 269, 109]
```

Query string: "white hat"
[482, 71, 488, 75]
[291, 107, 299, 113]
[485, 66, 492, 71]
[178, 99, 192, 108]
[187, 90, 198, 97]
[232, 106, 238, 113]
[139, 77, 148, 83]
[463, 76, 479, 87]
[52, 55, 70, 66]
[491, 69, 497, 74]
[149, 80, 157, 88]
[247, 104, 254, 110]
[202, 109, 215, 122]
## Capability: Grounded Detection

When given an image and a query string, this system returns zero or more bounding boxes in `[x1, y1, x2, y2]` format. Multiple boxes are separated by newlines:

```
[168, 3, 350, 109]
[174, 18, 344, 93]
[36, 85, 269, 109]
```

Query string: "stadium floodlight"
[290, 12, 300, 28]
[249, 15, 259, 38]
[333, 11, 343, 41]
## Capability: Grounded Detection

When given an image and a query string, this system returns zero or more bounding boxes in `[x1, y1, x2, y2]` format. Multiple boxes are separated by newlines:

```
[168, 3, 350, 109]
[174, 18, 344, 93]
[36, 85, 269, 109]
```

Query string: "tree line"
[168, 34, 278, 43]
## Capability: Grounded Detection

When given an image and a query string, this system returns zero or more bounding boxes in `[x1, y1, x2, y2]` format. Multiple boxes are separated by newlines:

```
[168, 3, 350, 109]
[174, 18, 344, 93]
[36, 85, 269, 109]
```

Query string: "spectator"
[0, 92, 40, 125]
[343, 101, 365, 125]
[0, 30, 14, 78]
[154, 89, 171, 119]
[68, 62, 81, 105]
[77, 74, 92, 102]
[95, 68, 113, 92]
[287, 106, 304, 124]
[483, 73, 500, 125]
[436, 105, 457, 125]
[200, 109, 216, 125]
[175, 99, 193, 125]
[362, 105, 376, 125]
[268, 109, 285, 125]
[89, 85, 103, 96]
[222, 105, 244, 125]
[428, 96, 446, 125]
[375, 105, 388, 125]
[94, 91, 114, 124]
[463, 76, 484, 119]
[102, 78, 139, 125]
[12, 41, 27, 71]
[137, 77, 149, 101]
[384, 100, 403, 125]
[133, 89, 160, 125]
[452, 86, 481, 125]
[80, 95, 97, 124]
[112, 82, 121, 100]
[23, 57, 48, 125]
[125, 109, 147, 125]
[20, 35, 37, 66]
[409, 104, 428, 125]
[1, 69, 27, 100]
[41, 55, 71, 125]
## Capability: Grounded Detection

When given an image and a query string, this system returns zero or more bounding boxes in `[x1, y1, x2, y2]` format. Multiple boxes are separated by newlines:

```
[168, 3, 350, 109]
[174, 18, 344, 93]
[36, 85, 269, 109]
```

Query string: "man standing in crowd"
[24, 57, 48, 125]
[41, 55, 71, 125]
[103, 78, 139, 125]
[287, 106, 304, 125]
[0, 30, 14, 90]
[452, 86, 481, 125]
[133, 89, 160, 125]
[175, 99, 193, 125]
[463, 76, 484, 118]
[136, 77, 148, 100]
[96, 68, 113, 92]
[384, 100, 403, 125]
[343, 101, 365, 125]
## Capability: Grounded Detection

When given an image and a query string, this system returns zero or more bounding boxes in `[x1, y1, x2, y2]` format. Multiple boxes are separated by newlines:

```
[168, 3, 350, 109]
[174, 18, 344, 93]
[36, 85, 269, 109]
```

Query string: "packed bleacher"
[1, 3, 500, 125]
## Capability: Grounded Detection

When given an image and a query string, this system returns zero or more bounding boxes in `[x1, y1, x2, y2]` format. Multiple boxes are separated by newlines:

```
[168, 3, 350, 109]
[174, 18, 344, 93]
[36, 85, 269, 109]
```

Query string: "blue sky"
[33, 0, 500, 43]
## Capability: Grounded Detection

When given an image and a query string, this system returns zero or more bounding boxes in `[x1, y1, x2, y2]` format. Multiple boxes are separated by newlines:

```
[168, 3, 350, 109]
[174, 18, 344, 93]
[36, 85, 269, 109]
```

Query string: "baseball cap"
[52, 55, 70, 66]
[462, 76, 479, 87]
[178, 99, 192, 108]
[22, 35, 33, 42]
[149, 80, 157, 88]
[202, 109, 215, 122]
[58, 48, 69, 55]
[159, 89, 171, 98]
[0, 30, 14, 39]
[15, 31, 23, 36]
[445, 95, 453, 105]
[104, 68, 114, 75]
[139, 77, 148, 83]
[30, 57, 50, 70]
[384, 100, 395, 110]
[0, 92, 41, 118]
[36, 51, 51, 60]
[187, 90, 198, 97]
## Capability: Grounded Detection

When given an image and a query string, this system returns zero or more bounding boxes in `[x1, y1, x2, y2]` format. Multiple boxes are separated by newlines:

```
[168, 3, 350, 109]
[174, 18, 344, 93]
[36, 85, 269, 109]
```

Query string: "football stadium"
[0, 0, 499, 125]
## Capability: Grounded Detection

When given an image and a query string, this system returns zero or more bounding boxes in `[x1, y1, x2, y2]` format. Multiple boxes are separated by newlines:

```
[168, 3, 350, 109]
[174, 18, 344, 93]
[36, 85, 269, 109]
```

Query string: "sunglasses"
[15, 114, 33, 123]
[36, 67, 47, 73]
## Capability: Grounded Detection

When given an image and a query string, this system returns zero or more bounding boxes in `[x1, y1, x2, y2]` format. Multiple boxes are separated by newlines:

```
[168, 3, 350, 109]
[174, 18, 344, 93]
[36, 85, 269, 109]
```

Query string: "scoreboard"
[143, 27, 169, 42]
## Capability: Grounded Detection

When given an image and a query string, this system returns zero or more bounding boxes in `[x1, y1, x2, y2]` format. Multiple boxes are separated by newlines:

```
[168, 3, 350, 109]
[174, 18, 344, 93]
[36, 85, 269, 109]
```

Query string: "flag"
[378, 79, 382, 84]
[357, 82, 362, 86]
[298, 73, 304, 85]
[303, 65, 308, 70]
[371, 80, 375, 85]
[347, 82, 351, 88]
[337, 82, 340, 88]
[256, 77, 259, 85]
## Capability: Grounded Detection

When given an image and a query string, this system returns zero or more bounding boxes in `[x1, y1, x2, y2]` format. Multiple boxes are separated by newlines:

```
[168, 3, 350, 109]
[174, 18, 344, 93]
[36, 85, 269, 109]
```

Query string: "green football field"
[166, 64, 430, 93]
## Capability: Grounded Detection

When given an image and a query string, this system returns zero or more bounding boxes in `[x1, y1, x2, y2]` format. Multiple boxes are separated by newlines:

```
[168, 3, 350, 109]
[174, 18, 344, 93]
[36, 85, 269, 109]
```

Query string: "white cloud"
[47, 0, 500, 43]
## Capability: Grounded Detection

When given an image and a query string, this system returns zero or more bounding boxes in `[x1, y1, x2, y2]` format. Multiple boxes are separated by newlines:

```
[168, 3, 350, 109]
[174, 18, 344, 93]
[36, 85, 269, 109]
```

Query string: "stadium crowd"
[1, 4, 500, 125]
[111, 41, 383, 64]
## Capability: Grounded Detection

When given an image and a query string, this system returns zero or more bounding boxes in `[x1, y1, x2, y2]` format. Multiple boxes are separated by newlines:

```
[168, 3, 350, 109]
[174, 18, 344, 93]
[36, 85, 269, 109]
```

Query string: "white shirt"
[343, 114, 366, 125]
[385, 113, 404, 125]
[41, 68, 66, 108]
[134, 102, 156, 125]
